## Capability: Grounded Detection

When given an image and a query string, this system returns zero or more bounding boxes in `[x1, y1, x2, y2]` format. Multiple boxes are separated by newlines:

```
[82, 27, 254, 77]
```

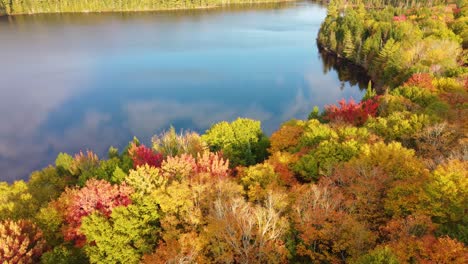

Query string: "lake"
[0, 1, 368, 182]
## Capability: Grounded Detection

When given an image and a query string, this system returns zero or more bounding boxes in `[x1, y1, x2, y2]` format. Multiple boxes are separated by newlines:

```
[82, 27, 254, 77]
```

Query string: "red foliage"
[129, 143, 163, 168]
[381, 215, 468, 263]
[404, 73, 434, 90]
[195, 151, 230, 180]
[56, 179, 133, 247]
[393, 15, 407, 22]
[324, 97, 380, 125]
[0, 220, 47, 263]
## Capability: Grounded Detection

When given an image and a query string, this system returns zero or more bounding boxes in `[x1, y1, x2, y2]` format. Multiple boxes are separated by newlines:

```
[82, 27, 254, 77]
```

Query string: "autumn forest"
[0, 0, 467, 263]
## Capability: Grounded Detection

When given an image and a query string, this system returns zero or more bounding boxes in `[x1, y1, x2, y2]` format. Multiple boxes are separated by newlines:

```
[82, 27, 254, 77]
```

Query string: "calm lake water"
[0, 1, 368, 182]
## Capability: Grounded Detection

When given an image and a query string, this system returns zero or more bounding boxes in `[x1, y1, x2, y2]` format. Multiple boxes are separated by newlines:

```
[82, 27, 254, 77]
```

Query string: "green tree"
[81, 199, 160, 264]
[425, 160, 468, 243]
[202, 118, 270, 167]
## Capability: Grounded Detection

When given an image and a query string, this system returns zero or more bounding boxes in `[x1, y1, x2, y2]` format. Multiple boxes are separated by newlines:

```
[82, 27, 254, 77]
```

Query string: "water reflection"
[318, 44, 371, 90]
[0, 1, 368, 182]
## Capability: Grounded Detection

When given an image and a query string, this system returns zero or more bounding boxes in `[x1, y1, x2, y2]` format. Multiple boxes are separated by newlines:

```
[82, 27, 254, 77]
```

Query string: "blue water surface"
[0, 1, 366, 181]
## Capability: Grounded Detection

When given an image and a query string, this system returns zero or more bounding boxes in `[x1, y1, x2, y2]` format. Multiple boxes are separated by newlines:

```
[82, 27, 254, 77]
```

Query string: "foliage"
[81, 200, 160, 264]
[128, 143, 163, 169]
[341, 142, 429, 219]
[194, 151, 230, 180]
[0, 181, 36, 220]
[403, 73, 435, 90]
[125, 164, 165, 198]
[40, 245, 88, 264]
[324, 97, 380, 126]
[202, 118, 269, 167]
[362, 82, 377, 101]
[380, 215, 468, 263]
[318, 2, 463, 87]
[292, 183, 376, 262]
[352, 246, 399, 264]
[293, 140, 361, 182]
[239, 162, 278, 202]
[269, 122, 305, 153]
[0, 219, 47, 263]
[307, 106, 321, 120]
[1, 1, 467, 261]
[161, 154, 196, 181]
[55, 153, 74, 174]
[390, 86, 439, 108]
[28, 167, 67, 209]
[152, 126, 206, 157]
[425, 160, 468, 243]
[365, 111, 430, 142]
[55, 179, 133, 247]
[298, 119, 337, 149]
[202, 193, 289, 263]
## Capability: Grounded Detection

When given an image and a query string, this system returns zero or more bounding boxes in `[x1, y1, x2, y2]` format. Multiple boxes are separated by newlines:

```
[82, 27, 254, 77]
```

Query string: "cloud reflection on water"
[0, 2, 367, 182]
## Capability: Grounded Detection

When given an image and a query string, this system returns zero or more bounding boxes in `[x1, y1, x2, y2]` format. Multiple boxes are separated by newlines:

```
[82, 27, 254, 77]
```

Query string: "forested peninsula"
[1, 0, 467, 263]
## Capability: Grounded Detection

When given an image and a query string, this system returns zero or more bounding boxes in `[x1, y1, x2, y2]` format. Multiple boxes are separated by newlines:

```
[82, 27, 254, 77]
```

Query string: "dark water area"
[0, 1, 369, 182]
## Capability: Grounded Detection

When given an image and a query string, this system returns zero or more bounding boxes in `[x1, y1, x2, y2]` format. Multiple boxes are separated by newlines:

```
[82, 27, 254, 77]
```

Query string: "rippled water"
[0, 2, 368, 182]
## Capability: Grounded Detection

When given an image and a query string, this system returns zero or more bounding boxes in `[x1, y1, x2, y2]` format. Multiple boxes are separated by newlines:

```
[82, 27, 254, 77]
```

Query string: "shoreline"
[0, 0, 298, 16]
[316, 40, 385, 92]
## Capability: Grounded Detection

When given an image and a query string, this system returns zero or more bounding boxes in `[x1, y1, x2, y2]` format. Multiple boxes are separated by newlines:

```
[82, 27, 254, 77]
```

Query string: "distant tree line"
[0, 0, 291, 15]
